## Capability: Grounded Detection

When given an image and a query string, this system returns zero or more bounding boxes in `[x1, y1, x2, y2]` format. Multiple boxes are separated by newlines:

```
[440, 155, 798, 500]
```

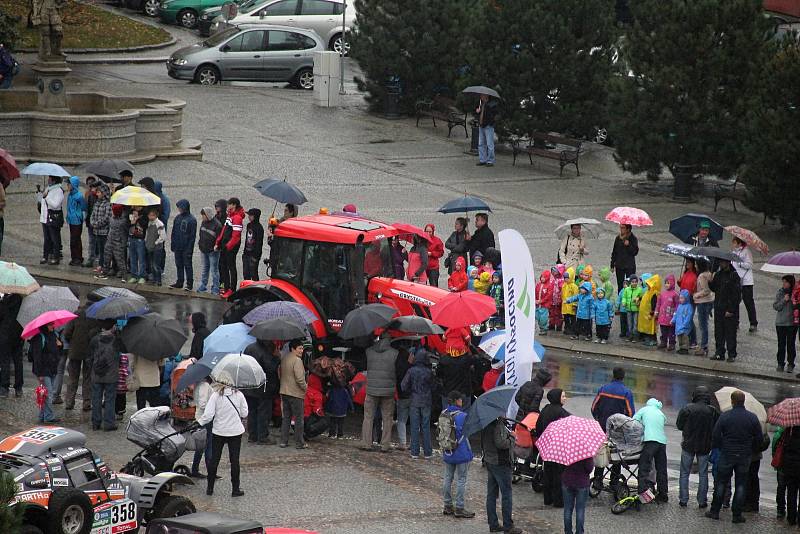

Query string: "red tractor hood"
[367, 277, 449, 313]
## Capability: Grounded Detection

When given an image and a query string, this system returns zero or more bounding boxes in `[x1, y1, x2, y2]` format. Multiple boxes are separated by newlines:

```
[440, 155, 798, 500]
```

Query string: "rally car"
[0, 426, 196, 534]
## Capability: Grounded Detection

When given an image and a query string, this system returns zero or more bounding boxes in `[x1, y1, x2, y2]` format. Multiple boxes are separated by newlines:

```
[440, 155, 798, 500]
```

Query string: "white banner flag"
[499, 229, 537, 396]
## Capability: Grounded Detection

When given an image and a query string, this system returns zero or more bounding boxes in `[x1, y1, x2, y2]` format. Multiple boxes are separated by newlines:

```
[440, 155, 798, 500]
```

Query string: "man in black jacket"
[709, 259, 741, 362]
[242, 208, 264, 281]
[63, 304, 100, 411]
[482, 418, 521, 534]
[0, 293, 24, 398]
[243, 339, 280, 444]
[610, 224, 638, 291]
[514, 368, 552, 420]
[468, 213, 495, 260]
[436, 353, 475, 409]
[705, 390, 762, 524]
[676, 385, 719, 508]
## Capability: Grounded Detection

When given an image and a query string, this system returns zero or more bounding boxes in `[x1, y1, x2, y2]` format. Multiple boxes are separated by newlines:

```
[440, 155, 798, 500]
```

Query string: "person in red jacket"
[424, 224, 444, 287]
[215, 197, 245, 298]
[448, 256, 469, 292]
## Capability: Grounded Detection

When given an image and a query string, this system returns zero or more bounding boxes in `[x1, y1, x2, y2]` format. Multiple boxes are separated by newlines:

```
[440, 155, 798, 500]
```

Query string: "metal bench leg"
[560, 163, 564, 176]
[575, 161, 580, 176]
[463, 123, 468, 138]
[528, 153, 533, 165]
[512, 149, 517, 166]
[431, 116, 437, 128]
[447, 123, 453, 138]
[714, 195, 720, 212]
[416, 114, 421, 127]
[732, 199, 737, 212]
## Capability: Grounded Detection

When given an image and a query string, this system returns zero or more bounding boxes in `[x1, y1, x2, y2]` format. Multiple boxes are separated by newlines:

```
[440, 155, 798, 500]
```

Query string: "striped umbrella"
[724, 225, 769, 255]
[18, 286, 79, 326]
[109, 186, 160, 206]
[0, 262, 40, 295]
[768, 398, 800, 428]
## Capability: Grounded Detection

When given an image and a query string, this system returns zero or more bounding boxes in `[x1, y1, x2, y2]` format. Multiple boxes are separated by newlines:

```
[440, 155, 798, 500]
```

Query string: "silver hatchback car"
[166, 24, 323, 88]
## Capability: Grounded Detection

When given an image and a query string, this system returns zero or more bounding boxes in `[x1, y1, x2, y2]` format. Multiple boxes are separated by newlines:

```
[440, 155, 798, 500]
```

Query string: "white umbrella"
[21, 162, 71, 177]
[210, 352, 266, 389]
[554, 218, 602, 239]
[714, 386, 767, 431]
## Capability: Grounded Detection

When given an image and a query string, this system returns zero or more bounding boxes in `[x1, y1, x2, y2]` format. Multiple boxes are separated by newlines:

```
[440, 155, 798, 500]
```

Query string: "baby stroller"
[511, 413, 544, 492]
[120, 406, 199, 477]
[589, 413, 644, 501]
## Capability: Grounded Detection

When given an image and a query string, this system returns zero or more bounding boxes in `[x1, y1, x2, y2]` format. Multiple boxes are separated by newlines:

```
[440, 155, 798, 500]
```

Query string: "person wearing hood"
[437, 329, 474, 407]
[709, 259, 741, 362]
[774, 275, 797, 372]
[389, 236, 407, 279]
[38, 175, 65, 265]
[216, 198, 246, 298]
[168, 199, 196, 290]
[633, 398, 668, 502]
[536, 271, 555, 335]
[474, 271, 491, 295]
[676, 386, 719, 508]
[188, 312, 210, 360]
[406, 235, 429, 284]
[153, 180, 171, 228]
[514, 367, 553, 420]
[448, 256, 468, 292]
[536, 389, 571, 507]
[440, 390, 475, 519]
[561, 268, 579, 336]
[361, 334, 398, 452]
[444, 217, 470, 274]
[489, 271, 504, 326]
[97, 203, 128, 281]
[198, 379, 248, 497]
[197, 207, 223, 294]
[424, 224, 444, 287]
[88, 321, 121, 431]
[672, 289, 694, 354]
[655, 274, 679, 350]
[637, 274, 661, 347]
[592, 287, 614, 344]
[597, 267, 616, 308]
[31, 323, 62, 423]
[242, 208, 264, 281]
[566, 281, 594, 341]
[401, 349, 434, 459]
[243, 339, 280, 445]
[87, 181, 112, 271]
[65, 176, 87, 266]
[621, 274, 644, 341]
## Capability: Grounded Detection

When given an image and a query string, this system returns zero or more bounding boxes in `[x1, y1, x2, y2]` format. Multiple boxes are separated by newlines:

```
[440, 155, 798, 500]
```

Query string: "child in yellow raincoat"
[580, 264, 598, 297]
[473, 271, 492, 295]
[562, 267, 579, 336]
[637, 273, 661, 346]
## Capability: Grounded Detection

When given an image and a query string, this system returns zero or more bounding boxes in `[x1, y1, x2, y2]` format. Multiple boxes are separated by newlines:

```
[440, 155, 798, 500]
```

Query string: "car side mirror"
[220, 44, 230, 52]
[259, 10, 266, 19]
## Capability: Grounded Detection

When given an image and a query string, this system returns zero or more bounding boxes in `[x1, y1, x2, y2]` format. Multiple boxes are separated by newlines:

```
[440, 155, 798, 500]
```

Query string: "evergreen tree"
[609, 0, 770, 186]
[467, 0, 618, 140]
[0, 471, 23, 533]
[0, 8, 20, 49]
[351, 0, 475, 114]
[742, 35, 800, 225]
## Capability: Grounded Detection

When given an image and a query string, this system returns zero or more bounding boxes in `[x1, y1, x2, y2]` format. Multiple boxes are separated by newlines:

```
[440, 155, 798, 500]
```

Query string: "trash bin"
[383, 77, 401, 119]
[672, 164, 694, 202]
[469, 119, 479, 155]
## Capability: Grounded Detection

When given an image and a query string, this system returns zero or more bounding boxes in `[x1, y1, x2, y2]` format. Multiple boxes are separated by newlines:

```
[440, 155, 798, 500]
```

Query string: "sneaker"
[137, 278, 146, 284]
[593, 338, 600, 343]
[677, 349, 689, 354]
[94, 273, 109, 280]
[410, 455, 419, 459]
[476, 162, 486, 166]
[485, 162, 494, 167]
[168, 283, 182, 289]
[694, 348, 707, 356]
[726, 356, 736, 362]
[127, 277, 138, 284]
[731, 516, 746, 524]
[443, 505, 454, 516]
[584, 337, 593, 342]
[279, 443, 288, 448]
[82, 259, 94, 268]
[184, 286, 192, 291]
[424, 455, 433, 459]
[570, 335, 578, 340]
[704, 511, 719, 520]
[600, 339, 607, 344]
[679, 502, 687, 507]
[788, 365, 795, 373]
[296, 443, 308, 449]
[231, 489, 245, 497]
[197, 286, 207, 293]
[699, 502, 708, 509]
[53, 396, 63, 405]
[778, 365, 786, 372]
[49, 258, 60, 265]
[453, 508, 475, 518]
[748, 325, 757, 333]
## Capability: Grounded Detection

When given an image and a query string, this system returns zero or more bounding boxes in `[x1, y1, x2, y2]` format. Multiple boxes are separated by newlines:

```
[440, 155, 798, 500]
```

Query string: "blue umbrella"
[438, 195, 492, 214]
[21, 162, 71, 177]
[203, 322, 256, 356]
[463, 385, 517, 436]
[253, 178, 308, 205]
[478, 329, 545, 363]
[175, 352, 228, 392]
[668, 213, 723, 244]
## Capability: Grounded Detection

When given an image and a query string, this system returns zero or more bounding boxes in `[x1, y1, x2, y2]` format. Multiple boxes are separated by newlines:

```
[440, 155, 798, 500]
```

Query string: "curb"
[18, 37, 177, 55]
[538, 335, 795, 384]
[66, 57, 170, 65]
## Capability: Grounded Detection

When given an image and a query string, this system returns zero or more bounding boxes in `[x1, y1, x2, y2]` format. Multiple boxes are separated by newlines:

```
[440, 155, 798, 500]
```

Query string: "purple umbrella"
[242, 301, 317, 326]
[761, 251, 800, 274]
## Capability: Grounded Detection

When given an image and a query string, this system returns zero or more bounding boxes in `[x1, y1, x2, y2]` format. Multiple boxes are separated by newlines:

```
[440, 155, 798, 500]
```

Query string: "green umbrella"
[0, 262, 40, 296]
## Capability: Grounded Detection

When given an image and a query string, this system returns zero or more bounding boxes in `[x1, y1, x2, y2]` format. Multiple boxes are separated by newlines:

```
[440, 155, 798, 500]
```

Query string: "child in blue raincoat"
[671, 289, 694, 354]
[592, 287, 615, 344]
[567, 281, 594, 341]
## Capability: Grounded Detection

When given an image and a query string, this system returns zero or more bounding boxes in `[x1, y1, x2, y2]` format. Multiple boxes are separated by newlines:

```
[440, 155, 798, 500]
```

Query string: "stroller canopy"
[605, 413, 644, 455]
[126, 406, 186, 464]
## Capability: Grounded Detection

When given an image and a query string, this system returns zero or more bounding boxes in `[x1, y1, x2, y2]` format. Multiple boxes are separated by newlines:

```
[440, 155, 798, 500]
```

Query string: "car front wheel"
[47, 489, 93, 534]
[143, 0, 159, 16]
[293, 68, 314, 90]
[195, 65, 220, 85]
[177, 9, 198, 28]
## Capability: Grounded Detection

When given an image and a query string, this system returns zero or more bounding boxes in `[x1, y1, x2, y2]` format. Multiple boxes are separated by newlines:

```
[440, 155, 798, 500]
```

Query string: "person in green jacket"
[621, 275, 644, 340]
[774, 426, 786, 519]
[634, 398, 668, 501]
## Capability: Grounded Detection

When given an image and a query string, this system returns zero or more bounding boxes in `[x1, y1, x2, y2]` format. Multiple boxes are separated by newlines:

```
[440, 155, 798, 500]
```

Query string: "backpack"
[437, 409, 459, 453]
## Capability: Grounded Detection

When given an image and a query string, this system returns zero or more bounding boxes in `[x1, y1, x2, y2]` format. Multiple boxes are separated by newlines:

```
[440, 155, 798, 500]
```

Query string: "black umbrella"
[669, 213, 723, 244]
[121, 313, 187, 361]
[660, 243, 708, 260]
[339, 304, 397, 340]
[249, 318, 307, 341]
[253, 178, 308, 205]
[690, 247, 742, 263]
[387, 315, 444, 335]
[81, 159, 134, 179]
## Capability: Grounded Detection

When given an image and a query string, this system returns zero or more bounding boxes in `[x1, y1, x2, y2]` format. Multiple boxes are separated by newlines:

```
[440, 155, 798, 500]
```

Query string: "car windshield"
[203, 27, 240, 47]
[301, 242, 356, 322]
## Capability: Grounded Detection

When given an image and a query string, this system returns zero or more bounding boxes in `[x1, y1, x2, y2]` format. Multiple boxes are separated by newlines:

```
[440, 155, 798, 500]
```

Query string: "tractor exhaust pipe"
[354, 234, 365, 307]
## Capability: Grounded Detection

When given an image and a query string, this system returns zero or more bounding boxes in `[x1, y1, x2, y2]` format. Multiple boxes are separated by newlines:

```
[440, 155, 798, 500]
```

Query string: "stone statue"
[31, 0, 66, 62]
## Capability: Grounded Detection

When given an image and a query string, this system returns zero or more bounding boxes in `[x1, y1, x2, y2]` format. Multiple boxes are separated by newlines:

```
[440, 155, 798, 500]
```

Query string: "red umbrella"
[0, 149, 20, 188]
[430, 291, 497, 328]
[350, 372, 367, 405]
[392, 222, 432, 243]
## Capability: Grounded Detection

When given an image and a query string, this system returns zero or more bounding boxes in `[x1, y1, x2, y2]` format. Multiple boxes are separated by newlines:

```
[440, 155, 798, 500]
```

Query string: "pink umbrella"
[536, 415, 606, 465]
[605, 207, 653, 227]
[21, 310, 78, 340]
[725, 225, 769, 255]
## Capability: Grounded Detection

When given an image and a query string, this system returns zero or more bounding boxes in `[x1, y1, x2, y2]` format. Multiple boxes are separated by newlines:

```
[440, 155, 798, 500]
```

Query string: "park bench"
[713, 176, 767, 224]
[415, 96, 468, 138]
[512, 131, 583, 176]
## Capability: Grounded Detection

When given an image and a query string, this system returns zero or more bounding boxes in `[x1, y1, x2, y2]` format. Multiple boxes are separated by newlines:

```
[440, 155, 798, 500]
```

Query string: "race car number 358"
[92, 500, 137, 534]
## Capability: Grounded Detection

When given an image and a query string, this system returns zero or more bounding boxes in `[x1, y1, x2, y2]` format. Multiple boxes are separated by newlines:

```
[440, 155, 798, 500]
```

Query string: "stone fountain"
[0, 0, 201, 164]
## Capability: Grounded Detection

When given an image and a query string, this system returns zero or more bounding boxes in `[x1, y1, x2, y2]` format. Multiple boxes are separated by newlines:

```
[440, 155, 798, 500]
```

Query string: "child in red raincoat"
[549, 265, 565, 332]
[447, 256, 468, 292]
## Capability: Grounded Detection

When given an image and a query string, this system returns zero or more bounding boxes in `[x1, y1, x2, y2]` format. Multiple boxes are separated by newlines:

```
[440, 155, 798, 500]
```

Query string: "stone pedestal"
[32, 61, 71, 114]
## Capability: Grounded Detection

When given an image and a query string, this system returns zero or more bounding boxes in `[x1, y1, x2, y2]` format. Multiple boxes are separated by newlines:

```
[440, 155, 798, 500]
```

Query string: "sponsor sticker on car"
[91, 499, 138, 534]
[18, 428, 67, 444]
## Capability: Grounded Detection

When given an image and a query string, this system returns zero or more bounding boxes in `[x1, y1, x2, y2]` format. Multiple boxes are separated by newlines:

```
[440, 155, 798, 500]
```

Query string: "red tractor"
[223, 213, 450, 352]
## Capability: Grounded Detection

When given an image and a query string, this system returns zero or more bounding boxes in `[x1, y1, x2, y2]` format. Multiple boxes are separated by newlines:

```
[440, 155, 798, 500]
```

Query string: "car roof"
[0, 427, 86, 456]
[273, 214, 401, 245]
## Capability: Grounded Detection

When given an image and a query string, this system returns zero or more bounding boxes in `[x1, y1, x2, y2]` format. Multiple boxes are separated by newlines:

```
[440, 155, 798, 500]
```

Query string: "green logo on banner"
[517, 276, 532, 318]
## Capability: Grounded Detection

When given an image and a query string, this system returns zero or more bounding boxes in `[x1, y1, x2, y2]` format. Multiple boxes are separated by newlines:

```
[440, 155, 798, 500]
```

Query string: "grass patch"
[0, 0, 170, 50]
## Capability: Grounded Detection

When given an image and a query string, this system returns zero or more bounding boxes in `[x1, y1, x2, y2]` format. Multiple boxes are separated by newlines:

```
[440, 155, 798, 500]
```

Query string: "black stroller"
[590, 413, 644, 501]
[120, 406, 200, 477]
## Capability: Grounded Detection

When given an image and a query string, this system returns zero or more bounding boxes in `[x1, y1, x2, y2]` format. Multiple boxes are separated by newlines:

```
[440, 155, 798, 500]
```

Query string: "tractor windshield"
[301, 242, 357, 322]
[363, 237, 394, 279]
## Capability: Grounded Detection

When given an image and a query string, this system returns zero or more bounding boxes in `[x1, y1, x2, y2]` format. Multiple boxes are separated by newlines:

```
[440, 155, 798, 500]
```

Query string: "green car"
[158, 0, 231, 28]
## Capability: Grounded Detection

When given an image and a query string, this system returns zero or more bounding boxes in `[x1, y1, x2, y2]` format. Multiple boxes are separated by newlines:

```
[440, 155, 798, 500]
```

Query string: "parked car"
[166, 25, 322, 88]
[198, 0, 259, 36]
[124, 0, 160, 17]
[210, 0, 354, 54]
[159, 0, 235, 28]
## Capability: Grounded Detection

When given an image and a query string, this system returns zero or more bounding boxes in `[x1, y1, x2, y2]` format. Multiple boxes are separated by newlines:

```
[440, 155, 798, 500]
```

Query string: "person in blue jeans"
[30, 324, 62, 424]
[170, 199, 197, 290]
[692, 261, 714, 356]
[440, 391, 475, 518]
[705, 389, 763, 524]
[197, 207, 222, 294]
[676, 385, 719, 508]
[127, 208, 148, 284]
[562, 457, 593, 534]
[481, 417, 521, 534]
[401, 349, 434, 459]
[475, 93, 498, 167]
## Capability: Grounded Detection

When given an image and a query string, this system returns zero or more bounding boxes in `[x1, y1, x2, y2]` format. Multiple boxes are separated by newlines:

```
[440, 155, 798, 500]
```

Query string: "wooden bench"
[415, 96, 468, 138]
[512, 132, 583, 176]
[713, 177, 767, 224]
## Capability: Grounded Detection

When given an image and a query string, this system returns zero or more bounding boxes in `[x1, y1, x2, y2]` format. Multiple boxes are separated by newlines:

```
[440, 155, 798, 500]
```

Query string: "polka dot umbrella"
[535, 415, 606, 466]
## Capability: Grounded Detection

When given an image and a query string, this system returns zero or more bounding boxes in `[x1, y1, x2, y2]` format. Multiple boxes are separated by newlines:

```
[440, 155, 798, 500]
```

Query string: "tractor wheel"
[46, 488, 93, 534]
[150, 495, 196, 521]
